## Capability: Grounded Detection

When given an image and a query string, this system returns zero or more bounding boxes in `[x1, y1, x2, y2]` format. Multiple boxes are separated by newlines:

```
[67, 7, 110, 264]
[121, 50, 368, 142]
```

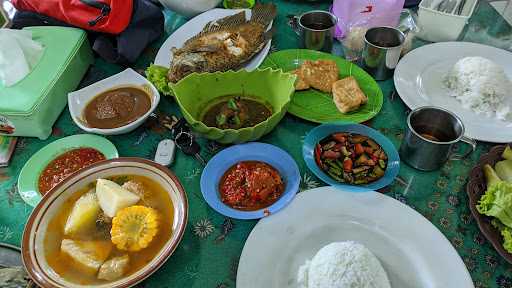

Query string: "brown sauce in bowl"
[83, 87, 151, 129]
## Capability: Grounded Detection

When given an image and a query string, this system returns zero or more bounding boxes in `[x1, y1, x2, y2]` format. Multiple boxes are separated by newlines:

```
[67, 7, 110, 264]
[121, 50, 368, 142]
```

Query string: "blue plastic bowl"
[200, 142, 300, 219]
[303, 123, 400, 192]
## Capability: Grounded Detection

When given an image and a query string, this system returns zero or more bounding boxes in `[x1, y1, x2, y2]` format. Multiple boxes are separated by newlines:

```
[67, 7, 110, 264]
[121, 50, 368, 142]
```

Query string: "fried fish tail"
[250, 3, 277, 27]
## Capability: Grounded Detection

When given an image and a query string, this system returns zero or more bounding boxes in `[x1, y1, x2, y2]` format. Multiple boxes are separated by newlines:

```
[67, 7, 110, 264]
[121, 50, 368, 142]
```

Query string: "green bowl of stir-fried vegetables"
[170, 68, 296, 144]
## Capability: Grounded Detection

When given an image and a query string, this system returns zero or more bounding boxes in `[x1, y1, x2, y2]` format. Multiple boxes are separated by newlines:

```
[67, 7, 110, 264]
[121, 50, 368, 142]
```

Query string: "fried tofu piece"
[301, 60, 339, 93]
[332, 76, 368, 113]
[291, 69, 310, 90]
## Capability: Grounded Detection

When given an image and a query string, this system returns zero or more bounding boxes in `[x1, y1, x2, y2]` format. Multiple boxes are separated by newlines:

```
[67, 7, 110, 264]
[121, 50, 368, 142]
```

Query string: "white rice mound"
[297, 241, 391, 288]
[444, 56, 512, 121]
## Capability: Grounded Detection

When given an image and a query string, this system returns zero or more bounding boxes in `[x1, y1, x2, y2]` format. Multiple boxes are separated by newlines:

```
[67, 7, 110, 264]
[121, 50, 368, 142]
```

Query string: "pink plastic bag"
[331, 0, 405, 38]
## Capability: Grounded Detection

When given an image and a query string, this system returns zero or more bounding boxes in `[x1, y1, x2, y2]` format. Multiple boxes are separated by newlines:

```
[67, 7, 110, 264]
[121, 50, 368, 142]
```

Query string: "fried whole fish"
[167, 3, 277, 83]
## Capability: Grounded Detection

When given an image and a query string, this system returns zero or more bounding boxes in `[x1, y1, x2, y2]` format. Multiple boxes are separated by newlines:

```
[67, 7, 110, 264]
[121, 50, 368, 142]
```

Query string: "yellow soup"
[44, 175, 174, 285]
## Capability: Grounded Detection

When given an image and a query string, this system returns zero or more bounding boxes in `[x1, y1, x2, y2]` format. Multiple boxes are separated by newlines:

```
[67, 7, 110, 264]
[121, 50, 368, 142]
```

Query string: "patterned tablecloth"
[1, 1, 511, 287]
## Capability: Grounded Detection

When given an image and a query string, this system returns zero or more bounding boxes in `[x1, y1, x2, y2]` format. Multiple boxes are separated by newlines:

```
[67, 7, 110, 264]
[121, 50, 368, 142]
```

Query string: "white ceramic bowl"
[159, 0, 222, 18]
[22, 158, 188, 288]
[68, 68, 160, 135]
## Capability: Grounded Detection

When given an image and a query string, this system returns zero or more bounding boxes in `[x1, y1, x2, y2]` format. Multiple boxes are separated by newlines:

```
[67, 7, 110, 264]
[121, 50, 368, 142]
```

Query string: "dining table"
[1, 0, 512, 287]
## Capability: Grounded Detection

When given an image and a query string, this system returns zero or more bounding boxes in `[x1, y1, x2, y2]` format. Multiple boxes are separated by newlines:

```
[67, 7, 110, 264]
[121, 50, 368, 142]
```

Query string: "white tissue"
[0, 29, 44, 87]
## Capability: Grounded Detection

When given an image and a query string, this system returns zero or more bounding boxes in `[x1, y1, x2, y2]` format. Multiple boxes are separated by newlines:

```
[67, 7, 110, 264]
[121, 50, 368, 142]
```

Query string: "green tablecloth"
[1, 1, 511, 287]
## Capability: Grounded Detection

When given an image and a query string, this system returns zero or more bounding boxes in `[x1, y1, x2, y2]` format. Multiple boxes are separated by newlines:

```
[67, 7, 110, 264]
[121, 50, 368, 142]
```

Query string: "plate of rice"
[394, 42, 512, 143]
[237, 187, 474, 287]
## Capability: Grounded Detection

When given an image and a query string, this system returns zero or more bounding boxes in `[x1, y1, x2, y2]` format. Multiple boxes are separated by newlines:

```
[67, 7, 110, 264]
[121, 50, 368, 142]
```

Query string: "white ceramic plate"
[394, 42, 512, 143]
[237, 187, 474, 288]
[154, 8, 272, 70]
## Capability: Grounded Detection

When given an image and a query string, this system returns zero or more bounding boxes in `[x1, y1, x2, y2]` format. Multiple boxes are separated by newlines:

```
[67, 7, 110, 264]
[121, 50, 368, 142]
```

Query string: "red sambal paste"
[219, 161, 285, 211]
[38, 148, 106, 195]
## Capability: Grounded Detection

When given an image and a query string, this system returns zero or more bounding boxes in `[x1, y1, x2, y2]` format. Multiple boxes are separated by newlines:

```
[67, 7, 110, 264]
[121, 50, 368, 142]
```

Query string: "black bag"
[11, 0, 164, 64]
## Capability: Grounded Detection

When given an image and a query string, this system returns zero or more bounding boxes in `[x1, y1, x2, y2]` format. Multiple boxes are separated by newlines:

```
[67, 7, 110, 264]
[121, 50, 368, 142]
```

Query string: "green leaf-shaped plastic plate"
[260, 49, 383, 124]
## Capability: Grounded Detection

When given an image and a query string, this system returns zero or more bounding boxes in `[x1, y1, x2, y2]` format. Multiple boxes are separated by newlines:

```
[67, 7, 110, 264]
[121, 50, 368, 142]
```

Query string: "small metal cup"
[399, 106, 477, 171]
[290, 11, 337, 53]
[361, 26, 405, 81]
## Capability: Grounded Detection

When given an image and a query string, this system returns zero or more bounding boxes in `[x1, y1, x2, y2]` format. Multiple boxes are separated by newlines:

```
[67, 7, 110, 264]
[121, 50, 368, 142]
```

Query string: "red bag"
[11, 0, 133, 34]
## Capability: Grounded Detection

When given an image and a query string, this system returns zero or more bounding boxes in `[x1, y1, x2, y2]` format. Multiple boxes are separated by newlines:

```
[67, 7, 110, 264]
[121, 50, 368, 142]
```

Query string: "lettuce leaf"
[477, 181, 512, 228]
[502, 228, 512, 253]
[492, 219, 512, 253]
[145, 64, 173, 96]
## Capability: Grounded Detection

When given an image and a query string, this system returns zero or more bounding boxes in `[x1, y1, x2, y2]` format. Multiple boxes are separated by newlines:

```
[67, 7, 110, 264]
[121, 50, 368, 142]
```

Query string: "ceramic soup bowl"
[22, 158, 188, 288]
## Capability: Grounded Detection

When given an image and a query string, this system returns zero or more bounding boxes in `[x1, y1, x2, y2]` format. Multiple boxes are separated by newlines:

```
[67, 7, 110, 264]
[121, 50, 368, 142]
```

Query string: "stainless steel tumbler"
[291, 11, 338, 53]
[361, 26, 405, 81]
[399, 106, 477, 171]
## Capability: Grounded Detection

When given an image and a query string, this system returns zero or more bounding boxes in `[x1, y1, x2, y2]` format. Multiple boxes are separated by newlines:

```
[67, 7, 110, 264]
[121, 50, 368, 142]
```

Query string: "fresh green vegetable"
[477, 181, 512, 228]
[484, 164, 502, 187]
[503, 145, 512, 160]
[502, 227, 512, 253]
[335, 160, 344, 169]
[216, 114, 227, 126]
[496, 160, 512, 183]
[326, 160, 342, 171]
[373, 166, 385, 178]
[476, 154, 512, 254]
[227, 99, 239, 111]
[231, 115, 241, 126]
[341, 146, 350, 157]
[322, 141, 336, 150]
[378, 159, 386, 169]
[327, 170, 344, 181]
[145, 64, 173, 96]
[492, 219, 512, 253]
[328, 166, 343, 176]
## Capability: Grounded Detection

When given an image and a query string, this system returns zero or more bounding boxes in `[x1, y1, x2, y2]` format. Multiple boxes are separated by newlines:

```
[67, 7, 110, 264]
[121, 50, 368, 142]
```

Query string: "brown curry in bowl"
[83, 86, 152, 129]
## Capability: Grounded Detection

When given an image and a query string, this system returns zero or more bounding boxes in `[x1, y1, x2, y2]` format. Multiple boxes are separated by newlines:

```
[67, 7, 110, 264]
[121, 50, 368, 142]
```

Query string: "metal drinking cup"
[399, 106, 477, 171]
[361, 26, 405, 81]
[290, 10, 338, 53]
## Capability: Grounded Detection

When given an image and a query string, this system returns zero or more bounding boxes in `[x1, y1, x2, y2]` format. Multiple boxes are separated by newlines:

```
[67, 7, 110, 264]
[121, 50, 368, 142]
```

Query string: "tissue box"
[0, 8, 8, 28]
[0, 26, 93, 139]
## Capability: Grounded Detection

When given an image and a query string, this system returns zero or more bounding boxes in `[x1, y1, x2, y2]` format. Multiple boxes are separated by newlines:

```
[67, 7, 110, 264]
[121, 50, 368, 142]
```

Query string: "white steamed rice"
[444, 56, 512, 121]
[297, 241, 391, 288]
